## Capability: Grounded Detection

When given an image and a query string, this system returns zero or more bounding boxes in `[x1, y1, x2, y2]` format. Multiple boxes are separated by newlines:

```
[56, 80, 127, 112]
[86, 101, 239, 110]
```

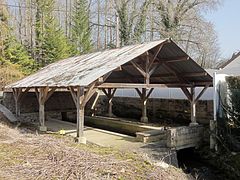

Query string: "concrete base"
[39, 126, 47, 132]
[75, 136, 87, 144]
[189, 122, 199, 126]
[140, 116, 148, 123]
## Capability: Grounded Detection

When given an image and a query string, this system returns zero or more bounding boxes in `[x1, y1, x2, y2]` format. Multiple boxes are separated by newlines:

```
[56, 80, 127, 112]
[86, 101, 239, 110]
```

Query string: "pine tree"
[71, 0, 92, 55]
[35, 0, 71, 67]
[0, 1, 34, 75]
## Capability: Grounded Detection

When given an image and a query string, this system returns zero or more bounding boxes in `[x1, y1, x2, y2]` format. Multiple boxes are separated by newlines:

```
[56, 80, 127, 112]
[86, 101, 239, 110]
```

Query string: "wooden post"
[38, 88, 47, 132]
[76, 87, 86, 143]
[70, 83, 97, 144]
[12, 88, 22, 117]
[190, 87, 198, 126]
[36, 87, 56, 132]
[12, 87, 30, 117]
[141, 88, 148, 123]
[136, 88, 153, 123]
[102, 88, 116, 117]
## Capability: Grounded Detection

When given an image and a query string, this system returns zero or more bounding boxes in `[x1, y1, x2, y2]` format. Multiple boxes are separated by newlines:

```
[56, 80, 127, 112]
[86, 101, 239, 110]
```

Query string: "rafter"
[148, 44, 164, 69]
[130, 61, 146, 77]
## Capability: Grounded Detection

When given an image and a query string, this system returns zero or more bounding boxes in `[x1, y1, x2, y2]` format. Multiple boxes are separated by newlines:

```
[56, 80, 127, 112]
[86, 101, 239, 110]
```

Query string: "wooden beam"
[108, 71, 208, 81]
[37, 87, 48, 131]
[82, 82, 97, 107]
[162, 56, 189, 63]
[102, 89, 108, 96]
[35, 88, 39, 100]
[69, 87, 77, 106]
[91, 90, 100, 116]
[135, 88, 142, 98]
[12, 88, 22, 117]
[146, 88, 154, 99]
[99, 71, 112, 83]
[195, 84, 210, 102]
[130, 61, 146, 77]
[181, 87, 192, 101]
[45, 87, 56, 102]
[148, 44, 164, 69]
[98, 83, 168, 89]
[140, 88, 148, 123]
[190, 86, 197, 126]
[76, 86, 85, 142]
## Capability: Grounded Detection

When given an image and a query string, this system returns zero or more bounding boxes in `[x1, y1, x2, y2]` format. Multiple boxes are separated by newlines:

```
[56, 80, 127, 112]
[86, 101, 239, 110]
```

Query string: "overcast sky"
[204, 0, 240, 59]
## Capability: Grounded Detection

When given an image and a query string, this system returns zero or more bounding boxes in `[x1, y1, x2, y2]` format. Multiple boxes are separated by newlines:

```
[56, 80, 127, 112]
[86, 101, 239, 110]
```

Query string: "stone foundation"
[3, 91, 213, 125]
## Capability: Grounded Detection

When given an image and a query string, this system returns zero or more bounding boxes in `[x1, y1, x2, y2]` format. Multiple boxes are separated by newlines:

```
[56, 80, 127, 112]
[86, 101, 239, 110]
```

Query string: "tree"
[0, 0, 34, 75]
[115, 0, 152, 45]
[35, 0, 71, 67]
[152, 0, 222, 68]
[71, 0, 92, 55]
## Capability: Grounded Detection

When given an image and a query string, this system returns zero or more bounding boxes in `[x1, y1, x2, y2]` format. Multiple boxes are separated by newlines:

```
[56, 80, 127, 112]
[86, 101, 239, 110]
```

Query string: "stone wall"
[111, 97, 213, 125]
[166, 125, 204, 150]
[3, 91, 213, 124]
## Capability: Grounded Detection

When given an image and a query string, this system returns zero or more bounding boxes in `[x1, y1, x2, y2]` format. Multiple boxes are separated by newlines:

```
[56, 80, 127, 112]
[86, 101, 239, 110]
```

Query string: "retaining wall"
[3, 91, 213, 124]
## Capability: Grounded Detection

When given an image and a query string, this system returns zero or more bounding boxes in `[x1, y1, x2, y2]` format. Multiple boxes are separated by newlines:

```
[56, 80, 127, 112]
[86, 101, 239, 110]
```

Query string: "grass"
[0, 120, 192, 180]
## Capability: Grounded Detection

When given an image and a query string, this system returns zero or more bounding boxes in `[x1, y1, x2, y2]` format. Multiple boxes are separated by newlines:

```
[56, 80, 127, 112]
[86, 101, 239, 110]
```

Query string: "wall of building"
[3, 91, 213, 124]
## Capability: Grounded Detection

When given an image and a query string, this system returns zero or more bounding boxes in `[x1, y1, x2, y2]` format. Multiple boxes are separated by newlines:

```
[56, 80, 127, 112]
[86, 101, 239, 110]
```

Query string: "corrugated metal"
[6, 39, 212, 89]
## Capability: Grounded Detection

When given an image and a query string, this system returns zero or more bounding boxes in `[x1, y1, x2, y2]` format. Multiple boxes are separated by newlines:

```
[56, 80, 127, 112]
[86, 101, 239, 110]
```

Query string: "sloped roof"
[6, 39, 212, 89]
[219, 55, 240, 76]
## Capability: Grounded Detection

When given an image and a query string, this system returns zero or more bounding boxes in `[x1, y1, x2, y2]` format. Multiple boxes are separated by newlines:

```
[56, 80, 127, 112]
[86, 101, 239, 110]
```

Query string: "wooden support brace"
[130, 61, 146, 77]
[102, 88, 116, 117]
[69, 82, 98, 144]
[35, 87, 56, 132]
[12, 87, 31, 117]
[195, 84, 210, 102]
[181, 87, 192, 101]
[91, 90, 100, 116]
[148, 44, 164, 69]
[12, 88, 22, 117]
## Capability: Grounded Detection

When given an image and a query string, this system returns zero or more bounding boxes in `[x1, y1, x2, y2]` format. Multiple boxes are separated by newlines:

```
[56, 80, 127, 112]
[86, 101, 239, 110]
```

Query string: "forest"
[0, 0, 222, 89]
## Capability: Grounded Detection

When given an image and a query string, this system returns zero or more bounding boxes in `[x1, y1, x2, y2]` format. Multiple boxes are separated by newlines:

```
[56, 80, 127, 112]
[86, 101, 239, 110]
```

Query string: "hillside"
[0, 114, 192, 180]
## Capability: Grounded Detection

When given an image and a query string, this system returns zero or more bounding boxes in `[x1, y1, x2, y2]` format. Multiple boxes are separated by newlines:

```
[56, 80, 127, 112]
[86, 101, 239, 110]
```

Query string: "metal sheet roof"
[6, 39, 212, 89]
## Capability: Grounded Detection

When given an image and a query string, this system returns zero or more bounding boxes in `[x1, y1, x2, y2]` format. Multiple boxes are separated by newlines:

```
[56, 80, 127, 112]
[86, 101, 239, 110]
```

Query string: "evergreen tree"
[35, 0, 71, 67]
[71, 0, 92, 55]
[0, 1, 34, 75]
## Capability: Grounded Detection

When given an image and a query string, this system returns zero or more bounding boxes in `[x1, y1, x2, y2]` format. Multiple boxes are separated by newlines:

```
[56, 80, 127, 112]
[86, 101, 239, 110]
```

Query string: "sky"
[204, 0, 240, 59]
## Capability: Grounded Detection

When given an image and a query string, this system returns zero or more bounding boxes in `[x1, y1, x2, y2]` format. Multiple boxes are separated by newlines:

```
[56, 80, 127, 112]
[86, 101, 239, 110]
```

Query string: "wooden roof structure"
[5, 38, 213, 144]
[6, 39, 212, 89]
